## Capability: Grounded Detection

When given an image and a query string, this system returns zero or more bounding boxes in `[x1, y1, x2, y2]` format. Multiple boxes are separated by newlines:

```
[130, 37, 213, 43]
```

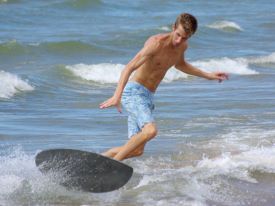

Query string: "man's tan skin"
[100, 16, 228, 161]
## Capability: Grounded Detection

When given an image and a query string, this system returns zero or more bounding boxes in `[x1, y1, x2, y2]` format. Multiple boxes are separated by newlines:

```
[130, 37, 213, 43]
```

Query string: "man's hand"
[99, 96, 122, 113]
[207, 72, 229, 83]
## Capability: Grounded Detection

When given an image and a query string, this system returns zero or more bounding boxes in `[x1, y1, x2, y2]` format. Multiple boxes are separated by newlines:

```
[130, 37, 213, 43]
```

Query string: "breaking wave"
[65, 53, 267, 84]
[0, 71, 34, 99]
[207, 20, 243, 32]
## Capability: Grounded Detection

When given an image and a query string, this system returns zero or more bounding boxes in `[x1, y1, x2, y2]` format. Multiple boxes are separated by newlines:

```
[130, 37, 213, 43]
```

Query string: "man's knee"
[143, 123, 158, 140]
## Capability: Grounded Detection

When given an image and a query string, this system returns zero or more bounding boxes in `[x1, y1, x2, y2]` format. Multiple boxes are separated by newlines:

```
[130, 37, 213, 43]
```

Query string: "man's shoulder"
[149, 33, 169, 42]
[145, 33, 169, 48]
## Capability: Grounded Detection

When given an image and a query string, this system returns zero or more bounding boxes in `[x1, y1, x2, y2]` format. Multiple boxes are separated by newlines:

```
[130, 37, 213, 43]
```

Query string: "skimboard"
[35, 149, 133, 193]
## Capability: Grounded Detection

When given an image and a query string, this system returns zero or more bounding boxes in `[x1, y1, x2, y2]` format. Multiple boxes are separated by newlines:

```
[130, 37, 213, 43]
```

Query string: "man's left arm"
[175, 56, 229, 82]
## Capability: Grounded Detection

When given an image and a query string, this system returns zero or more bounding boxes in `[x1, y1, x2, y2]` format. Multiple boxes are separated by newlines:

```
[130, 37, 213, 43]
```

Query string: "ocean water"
[1, 0, 275, 205]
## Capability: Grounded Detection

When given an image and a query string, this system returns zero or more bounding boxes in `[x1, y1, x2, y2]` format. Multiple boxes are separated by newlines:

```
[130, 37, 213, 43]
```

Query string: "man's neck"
[164, 32, 174, 48]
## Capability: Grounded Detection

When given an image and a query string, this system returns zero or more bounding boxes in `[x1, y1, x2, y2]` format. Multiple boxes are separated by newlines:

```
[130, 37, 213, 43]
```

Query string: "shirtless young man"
[100, 13, 228, 161]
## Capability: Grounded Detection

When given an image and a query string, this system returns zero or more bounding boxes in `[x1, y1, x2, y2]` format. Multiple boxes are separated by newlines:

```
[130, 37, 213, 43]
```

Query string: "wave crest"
[66, 63, 125, 83]
[66, 63, 188, 84]
[0, 71, 34, 99]
[65, 55, 260, 84]
[67, 58, 259, 84]
[193, 57, 259, 75]
[0, 40, 113, 57]
[248, 52, 275, 65]
[207, 21, 243, 32]
[0, 40, 27, 55]
[40, 41, 106, 55]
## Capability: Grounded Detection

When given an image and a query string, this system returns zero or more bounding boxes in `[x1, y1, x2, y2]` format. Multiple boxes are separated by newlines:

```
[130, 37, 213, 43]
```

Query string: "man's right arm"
[99, 36, 159, 112]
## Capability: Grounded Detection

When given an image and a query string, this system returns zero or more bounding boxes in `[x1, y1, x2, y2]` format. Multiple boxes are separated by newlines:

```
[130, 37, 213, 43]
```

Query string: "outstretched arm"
[175, 56, 229, 82]
[99, 37, 159, 112]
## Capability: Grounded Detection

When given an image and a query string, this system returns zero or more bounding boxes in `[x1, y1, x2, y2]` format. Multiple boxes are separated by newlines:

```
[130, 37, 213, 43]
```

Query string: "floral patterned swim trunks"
[121, 81, 155, 138]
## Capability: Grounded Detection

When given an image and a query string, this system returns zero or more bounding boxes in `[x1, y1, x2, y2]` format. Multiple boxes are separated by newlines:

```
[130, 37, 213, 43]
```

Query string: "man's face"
[172, 24, 189, 47]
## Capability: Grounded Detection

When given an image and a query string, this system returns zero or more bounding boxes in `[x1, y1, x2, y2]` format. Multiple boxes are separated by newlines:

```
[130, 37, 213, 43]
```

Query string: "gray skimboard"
[35, 149, 133, 193]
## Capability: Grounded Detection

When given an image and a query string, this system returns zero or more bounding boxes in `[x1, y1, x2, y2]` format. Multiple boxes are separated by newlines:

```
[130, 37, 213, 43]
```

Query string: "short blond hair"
[174, 13, 198, 36]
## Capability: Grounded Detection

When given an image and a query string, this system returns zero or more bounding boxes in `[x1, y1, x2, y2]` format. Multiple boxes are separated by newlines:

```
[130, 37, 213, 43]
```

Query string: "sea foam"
[197, 146, 275, 182]
[0, 146, 122, 206]
[193, 57, 259, 75]
[249, 52, 275, 65]
[66, 63, 125, 83]
[207, 20, 243, 32]
[0, 71, 34, 99]
[129, 127, 275, 205]
[66, 63, 188, 84]
[159, 26, 171, 31]
[66, 55, 260, 84]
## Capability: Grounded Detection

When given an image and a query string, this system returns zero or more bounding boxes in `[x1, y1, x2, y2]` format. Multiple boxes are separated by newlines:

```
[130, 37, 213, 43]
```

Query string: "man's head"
[171, 13, 198, 47]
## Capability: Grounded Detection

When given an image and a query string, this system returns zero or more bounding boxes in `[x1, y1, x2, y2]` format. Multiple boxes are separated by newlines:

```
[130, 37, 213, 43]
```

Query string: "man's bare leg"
[113, 123, 157, 161]
[102, 146, 123, 158]
[102, 143, 145, 159]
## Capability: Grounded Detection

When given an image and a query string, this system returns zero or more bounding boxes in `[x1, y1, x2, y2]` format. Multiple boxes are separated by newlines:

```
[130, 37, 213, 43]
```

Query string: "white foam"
[142, 197, 207, 206]
[197, 145, 275, 182]
[159, 26, 171, 31]
[163, 67, 188, 82]
[0, 71, 34, 99]
[0, 175, 24, 195]
[129, 127, 275, 205]
[248, 52, 275, 64]
[66, 54, 262, 84]
[2, 127, 274, 206]
[0, 147, 122, 205]
[66, 63, 188, 84]
[130, 146, 275, 205]
[207, 20, 243, 31]
[193, 57, 259, 75]
[0, 147, 38, 198]
[66, 63, 125, 83]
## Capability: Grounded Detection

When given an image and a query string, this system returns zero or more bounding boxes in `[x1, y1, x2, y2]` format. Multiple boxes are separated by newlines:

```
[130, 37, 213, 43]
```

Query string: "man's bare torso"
[131, 33, 187, 92]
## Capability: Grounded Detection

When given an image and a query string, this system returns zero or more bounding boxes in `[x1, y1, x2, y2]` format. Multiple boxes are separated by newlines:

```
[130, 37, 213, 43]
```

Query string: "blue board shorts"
[121, 81, 155, 138]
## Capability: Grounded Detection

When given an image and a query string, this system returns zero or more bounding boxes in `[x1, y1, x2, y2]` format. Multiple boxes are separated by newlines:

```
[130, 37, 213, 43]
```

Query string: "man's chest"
[151, 51, 180, 69]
